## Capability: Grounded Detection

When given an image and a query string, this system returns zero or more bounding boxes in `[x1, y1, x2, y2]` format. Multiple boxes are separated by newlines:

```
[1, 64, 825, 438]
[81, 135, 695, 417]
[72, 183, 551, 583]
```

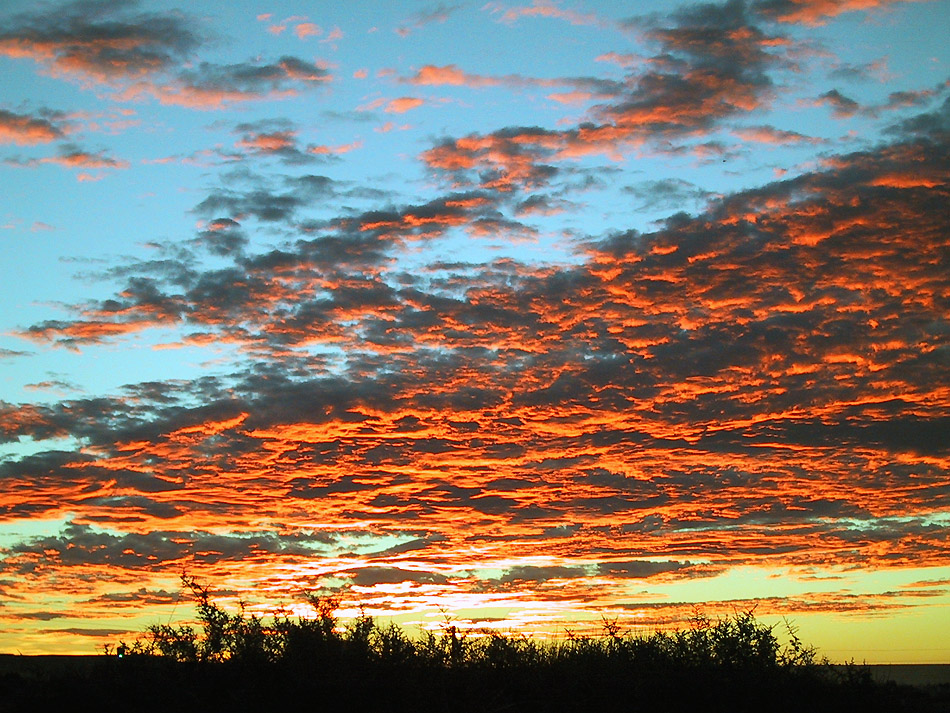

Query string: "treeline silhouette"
[2, 576, 947, 712]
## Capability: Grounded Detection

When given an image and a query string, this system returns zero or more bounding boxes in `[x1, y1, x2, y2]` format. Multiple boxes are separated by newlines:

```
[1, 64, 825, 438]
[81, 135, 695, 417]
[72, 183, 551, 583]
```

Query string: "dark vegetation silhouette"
[2, 575, 947, 712]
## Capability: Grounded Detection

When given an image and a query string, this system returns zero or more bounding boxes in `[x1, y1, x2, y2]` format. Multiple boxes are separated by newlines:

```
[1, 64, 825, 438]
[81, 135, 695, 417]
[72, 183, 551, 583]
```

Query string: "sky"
[0, 0, 948, 662]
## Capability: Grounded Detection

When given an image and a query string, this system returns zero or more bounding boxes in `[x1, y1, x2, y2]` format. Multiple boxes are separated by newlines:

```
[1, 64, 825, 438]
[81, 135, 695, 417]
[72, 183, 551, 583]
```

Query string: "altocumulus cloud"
[0, 0, 948, 650]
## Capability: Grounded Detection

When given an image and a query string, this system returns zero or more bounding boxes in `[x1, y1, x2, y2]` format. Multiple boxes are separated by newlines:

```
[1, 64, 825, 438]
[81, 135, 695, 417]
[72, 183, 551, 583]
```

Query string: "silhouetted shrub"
[7, 575, 943, 713]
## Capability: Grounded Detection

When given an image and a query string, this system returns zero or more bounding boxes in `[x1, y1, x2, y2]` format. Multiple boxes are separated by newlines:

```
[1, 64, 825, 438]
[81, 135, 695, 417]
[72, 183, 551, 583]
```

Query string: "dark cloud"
[843, 81, 949, 120]
[881, 87, 941, 112]
[230, 120, 357, 166]
[1, 100, 948, 620]
[24, 378, 80, 392]
[5, 522, 333, 573]
[163, 57, 330, 108]
[422, 0, 793, 190]
[396, 3, 462, 36]
[813, 88, 860, 117]
[0, 2, 330, 109]
[232, 120, 311, 164]
[371, 533, 447, 556]
[0, 348, 31, 359]
[827, 59, 888, 83]
[14, 183, 535, 349]
[887, 95, 950, 140]
[622, 178, 714, 212]
[499, 565, 587, 584]
[195, 218, 248, 256]
[83, 587, 180, 606]
[596, 560, 692, 578]
[347, 566, 450, 587]
[0, 0, 201, 83]
[15, 611, 69, 621]
[49, 627, 134, 638]
[610, 0, 786, 130]
[4, 142, 130, 174]
[193, 186, 304, 225]
[192, 172, 356, 226]
[0, 108, 66, 145]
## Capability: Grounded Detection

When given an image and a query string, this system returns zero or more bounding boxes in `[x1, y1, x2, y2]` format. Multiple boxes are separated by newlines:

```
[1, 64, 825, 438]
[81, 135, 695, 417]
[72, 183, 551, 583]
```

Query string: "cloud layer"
[0, 0, 948, 653]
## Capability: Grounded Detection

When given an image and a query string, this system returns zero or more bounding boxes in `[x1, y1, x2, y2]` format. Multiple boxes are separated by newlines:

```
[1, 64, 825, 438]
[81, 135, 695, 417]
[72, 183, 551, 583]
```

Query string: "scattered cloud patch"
[0, 109, 66, 145]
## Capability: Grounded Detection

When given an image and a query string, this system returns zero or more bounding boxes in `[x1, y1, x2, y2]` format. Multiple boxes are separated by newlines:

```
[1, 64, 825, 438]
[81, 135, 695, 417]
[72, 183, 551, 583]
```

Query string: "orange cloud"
[116, 57, 331, 109]
[732, 125, 823, 145]
[3, 11, 949, 650]
[0, 4, 329, 111]
[0, 6, 201, 86]
[294, 23, 322, 39]
[595, 52, 641, 68]
[417, 4, 791, 191]
[755, 0, 935, 25]
[385, 97, 426, 114]
[322, 27, 344, 43]
[869, 173, 944, 188]
[47, 151, 129, 170]
[487, 0, 607, 27]
[0, 110, 65, 144]
[409, 64, 500, 87]
[546, 91, 594, 105]
[5, 147, 131, 175]
[308, 140, 363, 155]
[236, 131, 297, 153]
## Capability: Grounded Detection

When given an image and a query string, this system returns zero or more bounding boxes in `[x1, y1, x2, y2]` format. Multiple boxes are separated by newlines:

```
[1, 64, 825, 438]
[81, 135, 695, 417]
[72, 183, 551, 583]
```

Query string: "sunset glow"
[1, 0, 948, 662]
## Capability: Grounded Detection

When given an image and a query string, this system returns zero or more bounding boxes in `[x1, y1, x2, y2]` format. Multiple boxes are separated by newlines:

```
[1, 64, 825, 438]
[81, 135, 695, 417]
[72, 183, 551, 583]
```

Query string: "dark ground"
[2, 655, 949, 713]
